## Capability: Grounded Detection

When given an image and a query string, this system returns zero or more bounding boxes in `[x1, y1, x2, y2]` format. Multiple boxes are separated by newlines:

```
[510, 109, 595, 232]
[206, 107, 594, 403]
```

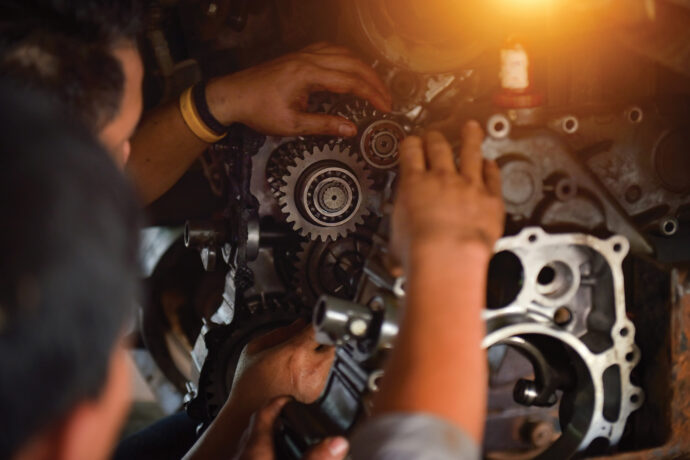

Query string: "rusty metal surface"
[596, 270, 690, 459]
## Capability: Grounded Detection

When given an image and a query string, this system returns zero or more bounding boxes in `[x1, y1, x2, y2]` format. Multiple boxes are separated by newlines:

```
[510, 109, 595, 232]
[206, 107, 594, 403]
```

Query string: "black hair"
[0, 0, 143, 133]
[0, 81, 141, 458]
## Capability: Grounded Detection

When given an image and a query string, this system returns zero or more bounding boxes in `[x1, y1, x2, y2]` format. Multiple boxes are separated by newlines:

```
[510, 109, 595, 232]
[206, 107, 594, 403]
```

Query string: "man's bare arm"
[127, 43, 391, 204]
[372, 122, 505, 443]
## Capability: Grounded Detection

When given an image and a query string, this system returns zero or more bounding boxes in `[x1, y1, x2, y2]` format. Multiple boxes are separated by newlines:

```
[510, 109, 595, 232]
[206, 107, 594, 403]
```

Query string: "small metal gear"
[277, 144, 375, 242]
[330, 98, 410, 170]
[294, 231, 374, 308]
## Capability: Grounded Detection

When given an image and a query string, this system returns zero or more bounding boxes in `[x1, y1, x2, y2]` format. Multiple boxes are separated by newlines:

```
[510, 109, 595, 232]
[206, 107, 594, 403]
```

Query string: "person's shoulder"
[349, 413, 480, 460]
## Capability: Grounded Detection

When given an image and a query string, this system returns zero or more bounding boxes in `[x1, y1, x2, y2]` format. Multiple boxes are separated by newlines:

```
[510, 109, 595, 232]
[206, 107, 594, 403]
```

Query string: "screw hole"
[625, 352, 635, 362]
[629, 108, 643, 124]
[631, 394, 640, 404]
[537, 266, 556, 285]
[528, 234, 538, 243]
[554, 307, 572, 326]
[620, 327, 629, 337]
[613, 243, 623, 253]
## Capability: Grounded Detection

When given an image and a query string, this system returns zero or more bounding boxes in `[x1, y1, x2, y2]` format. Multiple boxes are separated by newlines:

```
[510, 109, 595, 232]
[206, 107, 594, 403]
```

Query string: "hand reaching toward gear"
[205, 42, 392, 137]
[230, 320, 335, 409]
[183, 322, 336, 459]
[390, 121, 505, 271]
[232, 397, 349, 460]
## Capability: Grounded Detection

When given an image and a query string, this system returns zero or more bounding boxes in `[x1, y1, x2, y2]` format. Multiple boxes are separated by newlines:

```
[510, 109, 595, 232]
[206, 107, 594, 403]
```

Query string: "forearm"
[373, 240, 490, 443]
[182, 400, 250, 460]
[126, 101, 208, 205]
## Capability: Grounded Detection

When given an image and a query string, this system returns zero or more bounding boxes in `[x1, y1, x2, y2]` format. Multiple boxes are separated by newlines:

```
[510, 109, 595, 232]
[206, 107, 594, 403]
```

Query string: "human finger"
[398, 136, 425, 178]
[251, 396, 292, 435]
[458, 120, 485, 184]
[307, 55, 391, 107]
[483, 159, 502, 197]
[311, 68, 390, 113]
[288, 112, 358, 137]
[303, 437, 349, 460]
[303, 42, 355, 57]
[424, 131, 457, 173]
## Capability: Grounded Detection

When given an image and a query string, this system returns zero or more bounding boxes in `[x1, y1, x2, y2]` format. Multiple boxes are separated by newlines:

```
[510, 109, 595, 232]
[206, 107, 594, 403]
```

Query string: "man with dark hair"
[0, 0, 392, 448]
[0, 84, 141, 460]
[0, 0, 144, 166]
[0, 1, 386, 457]
[0, 83, 348, 460]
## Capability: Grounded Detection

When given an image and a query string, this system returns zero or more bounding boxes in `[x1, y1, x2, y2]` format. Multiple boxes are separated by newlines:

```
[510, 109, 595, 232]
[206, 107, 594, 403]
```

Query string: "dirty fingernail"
[328, 437, 349, 456]
[339, 124, 356, 137]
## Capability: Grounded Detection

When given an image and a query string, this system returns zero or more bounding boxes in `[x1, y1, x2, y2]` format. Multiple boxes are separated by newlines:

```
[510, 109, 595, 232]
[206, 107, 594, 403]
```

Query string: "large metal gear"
[276, 143, 375, 242]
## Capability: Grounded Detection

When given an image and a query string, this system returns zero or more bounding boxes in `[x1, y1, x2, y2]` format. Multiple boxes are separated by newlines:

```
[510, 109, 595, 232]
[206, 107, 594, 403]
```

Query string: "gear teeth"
[274, 143, 374, 242]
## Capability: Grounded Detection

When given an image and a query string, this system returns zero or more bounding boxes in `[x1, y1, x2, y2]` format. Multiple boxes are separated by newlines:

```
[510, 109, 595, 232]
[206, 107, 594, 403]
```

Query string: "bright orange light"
[495, 0, 558, 10]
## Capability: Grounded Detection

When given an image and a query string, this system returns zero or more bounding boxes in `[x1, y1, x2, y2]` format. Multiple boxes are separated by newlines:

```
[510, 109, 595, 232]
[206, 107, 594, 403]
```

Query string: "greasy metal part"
[313, 295, 374, 345]
[277, 144, 375, 242]
[279, 228, 642, 459]
[358, 119, 405, 170]
[483, 130, 654, 254]
[294, 232, 373, 308]
[328, 97, 414, 171]
[598, 271, 690, 460]
[485, 228, 643, 457]
[348, 0, 489, 73]
[138, 6, 690, 456]
[184, 220, 226, 249]
[565, 103, 690, 257]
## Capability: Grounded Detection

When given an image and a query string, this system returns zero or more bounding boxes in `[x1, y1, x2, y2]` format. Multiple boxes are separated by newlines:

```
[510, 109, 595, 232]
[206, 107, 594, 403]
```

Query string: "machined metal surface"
[484, 228, 643, 457]
[302, 228, 644, 459]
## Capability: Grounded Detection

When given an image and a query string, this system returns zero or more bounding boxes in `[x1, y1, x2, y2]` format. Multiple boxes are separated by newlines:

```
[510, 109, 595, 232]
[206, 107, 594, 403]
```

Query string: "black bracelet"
[192, 81, 228, 136]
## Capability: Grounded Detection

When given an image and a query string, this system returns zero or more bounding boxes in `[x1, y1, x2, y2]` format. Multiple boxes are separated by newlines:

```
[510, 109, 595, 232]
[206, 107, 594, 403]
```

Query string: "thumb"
[252, 396, 292, 435]
[290, 113, 357, 137]
[303, 437, 349, 460]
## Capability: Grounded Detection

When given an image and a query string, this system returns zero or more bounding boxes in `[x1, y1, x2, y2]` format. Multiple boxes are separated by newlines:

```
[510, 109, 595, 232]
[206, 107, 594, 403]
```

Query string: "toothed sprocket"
[277, 144, 375, 242]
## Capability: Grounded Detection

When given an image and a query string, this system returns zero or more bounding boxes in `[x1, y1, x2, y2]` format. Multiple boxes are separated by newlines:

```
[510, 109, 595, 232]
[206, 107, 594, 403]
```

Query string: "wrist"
[407, 237, 492, 273]
[205, 77, 241, 126]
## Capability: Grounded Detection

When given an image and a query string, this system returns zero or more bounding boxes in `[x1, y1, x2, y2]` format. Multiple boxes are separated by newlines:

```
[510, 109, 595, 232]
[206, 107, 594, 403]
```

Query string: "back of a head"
[0, 0, 142, 134]
[0, 82, 141, 458]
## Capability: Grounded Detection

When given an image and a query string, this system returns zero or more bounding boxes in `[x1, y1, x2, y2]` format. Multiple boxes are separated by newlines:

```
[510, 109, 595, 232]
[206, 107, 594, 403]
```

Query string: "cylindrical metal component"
[313, 296, 374, 346]
[514, 379, 539, 406]
[184, 220, 225, 248]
